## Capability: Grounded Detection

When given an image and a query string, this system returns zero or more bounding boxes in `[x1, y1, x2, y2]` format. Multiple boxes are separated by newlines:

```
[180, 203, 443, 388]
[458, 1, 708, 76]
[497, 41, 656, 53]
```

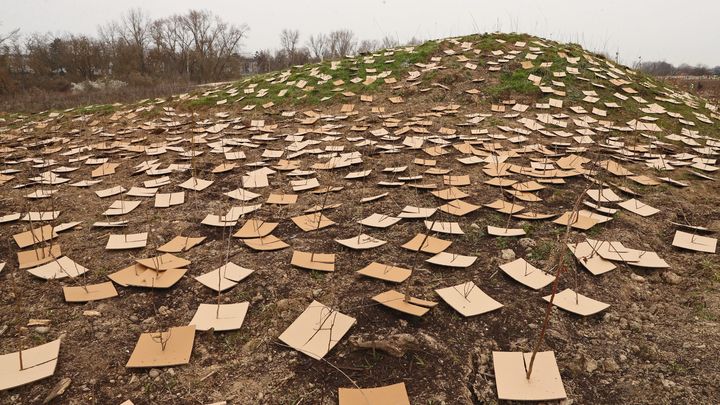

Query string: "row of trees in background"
[635, 60, 720, 77]
[0, 9, 250, 95]
[253, 29, 417, 73]
[0, 9, 418, 99]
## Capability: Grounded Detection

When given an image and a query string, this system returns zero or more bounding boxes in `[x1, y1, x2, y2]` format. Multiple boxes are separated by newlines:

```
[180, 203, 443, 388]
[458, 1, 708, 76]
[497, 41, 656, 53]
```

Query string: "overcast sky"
[3, 0, 720, 66]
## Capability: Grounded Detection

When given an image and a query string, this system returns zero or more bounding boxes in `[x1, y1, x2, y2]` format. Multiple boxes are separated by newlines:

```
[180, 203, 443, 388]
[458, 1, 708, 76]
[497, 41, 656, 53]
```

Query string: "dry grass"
[663, 76, 720, 102]
[0, 81, 196, 114]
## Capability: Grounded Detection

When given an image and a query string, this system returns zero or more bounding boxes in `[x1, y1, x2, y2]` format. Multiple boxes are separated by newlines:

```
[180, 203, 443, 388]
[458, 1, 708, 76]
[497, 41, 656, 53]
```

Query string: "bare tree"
[381, 35, 399, 49]
[181, 10, 248, 81]
[0, 24, 19, 47]
[307, 33, 328, 61]
[357, 39, 379, 54]
[280, 28, 300, 64]
[328, 29, 356, 58]
[119, 8, 150, 73]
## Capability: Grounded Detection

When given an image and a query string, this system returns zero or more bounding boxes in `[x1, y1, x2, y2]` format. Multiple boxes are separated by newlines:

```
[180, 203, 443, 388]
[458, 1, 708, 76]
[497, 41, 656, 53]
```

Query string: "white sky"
[3, 0, 720, 66]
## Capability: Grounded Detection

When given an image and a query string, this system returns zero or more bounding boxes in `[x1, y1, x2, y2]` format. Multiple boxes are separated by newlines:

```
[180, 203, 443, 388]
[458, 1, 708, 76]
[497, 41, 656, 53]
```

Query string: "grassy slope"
[1, 32, 718, 139]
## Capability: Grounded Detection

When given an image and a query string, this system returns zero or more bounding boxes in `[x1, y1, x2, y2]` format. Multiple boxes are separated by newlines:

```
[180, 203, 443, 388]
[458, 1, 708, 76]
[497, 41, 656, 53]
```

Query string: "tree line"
[0, 8, 419, 98]
[635, 60, 720, 77]
[0, 9, 249, 95]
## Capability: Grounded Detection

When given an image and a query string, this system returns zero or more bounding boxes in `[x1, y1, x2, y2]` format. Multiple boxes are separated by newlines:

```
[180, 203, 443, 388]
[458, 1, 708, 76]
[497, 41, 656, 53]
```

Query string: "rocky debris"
[662, 271, 682, 285]
[148, 369, 161, 378]
[500, 249, 516, 261]
[350, 333, 419, 357]
[519, 238, 536, 250]
[585, 357, 598, 373]
[43, 377, 71, 404]
[603, 358, 620, 372]
[630, 273, 646, 283]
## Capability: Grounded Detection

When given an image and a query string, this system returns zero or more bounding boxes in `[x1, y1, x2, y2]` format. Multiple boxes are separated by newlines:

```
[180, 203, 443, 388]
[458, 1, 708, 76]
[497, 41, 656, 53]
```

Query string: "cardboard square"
[336, 234, 386, 250]
[201, 214, 237, 227]
[505, 189, 542, 202]
[358, 213, 401, 228]
[127, 187, 157, 197]
[144, 176, 171, 188]
[345, 170, 372, 179]
[0, 213, 21, 223]
[544, 288, 609, 316]
[338, 382, 410, 405]
[126, 325, 195, 368]
[63, 281, 118, 302]
[226, 204, 266, 221]
[617, 199, 659, 217]
[267, 193, 298, 205]
[292, 213, 335, 232]
[499, 258, 554, 289]
[372, 290, 437, 317]
[95, 185, 126, 198]
[435, 281, 503, 316]
[178, 177, 213, 191]
[106, 233, 148, 250]
[28, 256, 88, 280]
[443, 175, 470, 186]
[244, 235, 289, 251]
[18, 245, 62, 269]
[628, 251, 669, 268]
[102, 200, 141, 216]
[672, 231, 717, 253]
[189, 302, 249, 332]
[137, 253, 191, 271]
[585, 239, 642, 262]
[0, 339, 61, 391]
[485, 177, 517, 187]
[586, 188, 622, 203]
[425, 220, 463, 235]
[195, 262, 253, 291]
[157, 236, 206, 253]
[211, 163, 236, 173]
[290, 178, 319, 192]
[493, 351, 566, 401]
[485, 199, 525, 214]
[583, 200, 617, 215]
[233, 219, 278, 238]
[13, 224, 57, 248]
[512, 212, 555, 220]
[93, 220, 129, 228]
[430, 187, 468, 201]
[487, 226, 526, 237]
[356, 262, 411, 283]
[398, 206, 436, 219]
[567, 242, 616, 275]
[108, 264, 186, 288]
[155, 192, 185, 208]
[553, 212, 597, 230]
[225, 188, 261, 202]
[438, 199, 479, 216]
[279, 301, 355, 360]
[401, 233, 451, 253]
[54, 221, 81, 234]
[512, 180, 545, 192]
[91, 162, 119, 178]
[22, 211, 60, 221]
[426, 252, 477, 268]
[291, 251, 336, 272]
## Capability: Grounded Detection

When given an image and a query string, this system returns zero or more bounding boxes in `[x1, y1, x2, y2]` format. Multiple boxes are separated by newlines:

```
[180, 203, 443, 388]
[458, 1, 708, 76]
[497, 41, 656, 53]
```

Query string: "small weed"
[495, 238, 509, 249]
[530, 240, 554, 261]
